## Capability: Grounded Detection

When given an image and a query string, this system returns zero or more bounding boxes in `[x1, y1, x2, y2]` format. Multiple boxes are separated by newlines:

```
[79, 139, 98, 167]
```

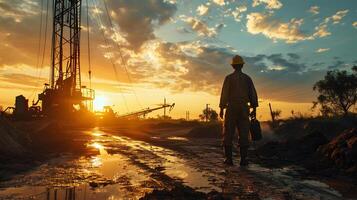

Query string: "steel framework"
[38, 0, 94, 116]
[51, 0, 81, 91]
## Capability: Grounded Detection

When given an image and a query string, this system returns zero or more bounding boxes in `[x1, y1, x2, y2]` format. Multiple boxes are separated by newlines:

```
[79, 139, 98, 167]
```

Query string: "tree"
[313, 66, 357, 116]
[199, 108, 218, 122]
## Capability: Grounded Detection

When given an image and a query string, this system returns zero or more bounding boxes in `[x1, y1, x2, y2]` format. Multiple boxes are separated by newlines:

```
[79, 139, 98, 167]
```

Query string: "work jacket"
[219, 70, 258, 109]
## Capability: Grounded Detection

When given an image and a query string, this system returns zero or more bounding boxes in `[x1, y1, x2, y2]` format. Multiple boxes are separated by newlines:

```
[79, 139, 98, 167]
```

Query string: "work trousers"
[223, 105, 250, 147]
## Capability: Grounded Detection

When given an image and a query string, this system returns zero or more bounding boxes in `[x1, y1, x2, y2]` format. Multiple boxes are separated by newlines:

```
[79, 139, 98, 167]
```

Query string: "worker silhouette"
[219, 55, 258, 166]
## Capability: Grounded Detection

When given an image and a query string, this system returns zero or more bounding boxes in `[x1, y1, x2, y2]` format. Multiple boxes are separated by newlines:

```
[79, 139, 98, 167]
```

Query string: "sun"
[93, 95, 108, 111]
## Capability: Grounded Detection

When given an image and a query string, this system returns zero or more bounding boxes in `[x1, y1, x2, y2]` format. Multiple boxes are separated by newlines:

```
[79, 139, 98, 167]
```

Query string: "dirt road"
[0, 126, 348, 200]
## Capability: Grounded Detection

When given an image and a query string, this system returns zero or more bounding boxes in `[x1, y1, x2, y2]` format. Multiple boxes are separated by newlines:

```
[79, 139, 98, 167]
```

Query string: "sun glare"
[93, 95, 108, 111]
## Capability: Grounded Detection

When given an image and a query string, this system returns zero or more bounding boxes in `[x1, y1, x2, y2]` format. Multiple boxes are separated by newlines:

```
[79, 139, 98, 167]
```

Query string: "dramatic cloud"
[246, 12, 308, 43]
[330, 10, 348, 24]
[316, 48, 330, 53]
[232, 6, 247, 22]
[313, 23, 331, 38]
[119, 40, 323, 102]
[0, 0, 38, 22]
[0, 64, 47, 91]
[309, 6, 319, 15]
[211, 0, 225, 6]
[252, 0, 282, 10]
[182, 17, 219, 37]
[312, 10, 348, 40]
[107, 0, 177, 50]
[197, 4, 209, 16]
[327, 59, 347, 70]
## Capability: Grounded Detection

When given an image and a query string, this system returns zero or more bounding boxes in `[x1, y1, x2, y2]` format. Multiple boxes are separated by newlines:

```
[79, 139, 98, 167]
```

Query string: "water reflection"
[0, 127, 219, 199]
[46, 187, 77, 200]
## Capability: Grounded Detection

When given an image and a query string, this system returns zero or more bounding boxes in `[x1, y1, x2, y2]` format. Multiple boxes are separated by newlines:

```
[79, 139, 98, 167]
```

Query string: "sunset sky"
[0, 0, 356, 120]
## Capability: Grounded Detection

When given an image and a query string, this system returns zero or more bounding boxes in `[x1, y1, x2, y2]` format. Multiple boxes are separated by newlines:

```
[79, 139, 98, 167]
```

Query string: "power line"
[30, 0, 44, 101]
[86, 0, 92, 89]
[30, 0, 50, 101]
[101, 0, 143, 109]
[90, 0, 130, 112]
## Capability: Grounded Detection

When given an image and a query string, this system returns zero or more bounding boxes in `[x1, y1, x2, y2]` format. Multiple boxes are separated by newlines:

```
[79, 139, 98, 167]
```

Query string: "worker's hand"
[250, 107, 257, 119]
[219, 109, 224, 119]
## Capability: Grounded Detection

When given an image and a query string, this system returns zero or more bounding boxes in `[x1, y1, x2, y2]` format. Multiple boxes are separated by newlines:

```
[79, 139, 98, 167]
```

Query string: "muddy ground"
[0, 120, 356, 200]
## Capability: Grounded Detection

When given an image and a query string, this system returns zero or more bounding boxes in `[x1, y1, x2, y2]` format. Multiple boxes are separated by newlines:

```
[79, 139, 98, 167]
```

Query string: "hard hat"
[231, 55, 245, 65]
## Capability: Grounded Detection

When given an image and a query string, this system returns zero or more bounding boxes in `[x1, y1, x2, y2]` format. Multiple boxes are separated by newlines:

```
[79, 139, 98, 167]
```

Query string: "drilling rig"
[37, 0, 94, 117]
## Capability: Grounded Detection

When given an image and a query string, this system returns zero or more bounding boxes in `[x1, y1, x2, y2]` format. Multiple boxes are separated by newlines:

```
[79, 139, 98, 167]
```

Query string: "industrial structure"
[34, 0, 94, 117]
[2, 0, 175, 120]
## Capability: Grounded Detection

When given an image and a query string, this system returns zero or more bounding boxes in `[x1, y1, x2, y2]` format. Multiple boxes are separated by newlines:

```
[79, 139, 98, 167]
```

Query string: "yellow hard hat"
[231, 55, 245, 65]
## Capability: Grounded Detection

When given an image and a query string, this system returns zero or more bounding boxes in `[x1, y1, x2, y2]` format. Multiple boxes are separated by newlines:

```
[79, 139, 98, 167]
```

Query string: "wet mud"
[0, 126, 355, 200]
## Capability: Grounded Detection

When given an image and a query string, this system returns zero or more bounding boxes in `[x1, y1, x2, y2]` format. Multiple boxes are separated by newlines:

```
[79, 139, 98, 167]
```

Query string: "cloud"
[252, 0, 282, 10]
[327, 59, 347, 70]
[197, 4, 209, 16]
[312, 10, 348, 39]
[182, 16, 220, 37]
[246, 12, 309, 43]
[232, 6, 247, 22]
[308, 6, 319, 15]
[313, 23, 331, 38]
[0, 0, 38, 23]
[245, 11, 344, 42]
[264, 54, 307, 72]
[119, 40, 323, 102]
[211, 0, 225, 6]
[353, 21, 357, 28]
[316, 48, 330, 53]
[330, 10, 348, 24]
[0, 63, 48, 91]
[107, 0, 177, 51]
[287, 53, 300, 60]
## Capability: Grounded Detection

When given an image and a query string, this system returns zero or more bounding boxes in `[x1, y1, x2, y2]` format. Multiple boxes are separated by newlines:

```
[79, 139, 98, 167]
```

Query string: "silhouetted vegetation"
[199, 108, 218, 122]
[313, 66, 357, 116]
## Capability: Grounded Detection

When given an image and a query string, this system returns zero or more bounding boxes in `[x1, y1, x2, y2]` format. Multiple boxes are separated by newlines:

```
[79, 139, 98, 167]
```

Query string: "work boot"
[224, 145, 233, 166]
[240, 146, 249, 166]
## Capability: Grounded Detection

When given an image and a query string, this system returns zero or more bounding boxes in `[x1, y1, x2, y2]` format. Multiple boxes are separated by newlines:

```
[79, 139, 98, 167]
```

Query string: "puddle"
[0, 129, 157, 200]
[0, 127, 349, 199]
[247, 164, 343, 200]
[167, 136, 188, 141]
[0, 127, 220, 199]
[110, 134, 220, 192]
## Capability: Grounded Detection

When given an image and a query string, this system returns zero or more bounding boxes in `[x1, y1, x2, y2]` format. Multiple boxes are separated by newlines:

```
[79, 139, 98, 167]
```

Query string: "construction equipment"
[117, 103, 175, 119]
[34, 0, 94, 117]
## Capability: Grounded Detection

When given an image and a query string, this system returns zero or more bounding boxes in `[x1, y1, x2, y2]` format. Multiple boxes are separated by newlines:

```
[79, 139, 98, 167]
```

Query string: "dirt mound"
[0, 118, 28, 156]
[186, 123, 222, 138]
[317, 128, 357, 175]
[273, 116, 356, 141]
[257, 130, 328, 162]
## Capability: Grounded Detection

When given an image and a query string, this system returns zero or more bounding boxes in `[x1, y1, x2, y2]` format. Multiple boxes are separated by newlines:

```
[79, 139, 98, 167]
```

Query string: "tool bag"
[250, 116, 262, 141]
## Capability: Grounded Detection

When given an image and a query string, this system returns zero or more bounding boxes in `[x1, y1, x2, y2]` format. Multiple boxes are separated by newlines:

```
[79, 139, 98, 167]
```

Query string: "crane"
[117, 103, 175, 119]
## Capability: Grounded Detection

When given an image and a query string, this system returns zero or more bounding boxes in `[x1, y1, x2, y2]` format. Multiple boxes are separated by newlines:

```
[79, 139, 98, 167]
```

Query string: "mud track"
[0, 126, 350, 200]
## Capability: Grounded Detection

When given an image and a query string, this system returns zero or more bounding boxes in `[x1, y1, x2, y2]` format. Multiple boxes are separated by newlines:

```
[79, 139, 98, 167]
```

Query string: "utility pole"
[163, 97, 166, 119]
[186, 111, 190, 121]
[269, 103, 275, 125]
[206, 104, 210, 122]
